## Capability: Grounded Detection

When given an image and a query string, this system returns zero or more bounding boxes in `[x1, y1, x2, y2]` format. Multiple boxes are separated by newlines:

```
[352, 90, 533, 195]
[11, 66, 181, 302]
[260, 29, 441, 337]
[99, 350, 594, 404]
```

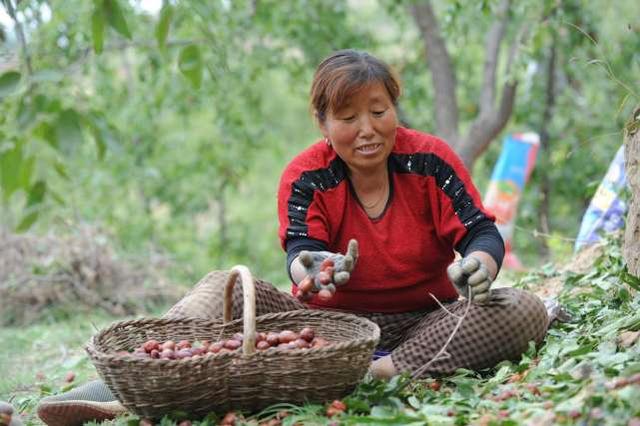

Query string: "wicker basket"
[86, 265, 380, 418]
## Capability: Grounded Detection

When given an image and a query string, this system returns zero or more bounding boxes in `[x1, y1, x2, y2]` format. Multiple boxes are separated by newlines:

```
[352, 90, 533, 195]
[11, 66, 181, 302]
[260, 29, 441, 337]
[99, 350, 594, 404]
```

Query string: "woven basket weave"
[86, 265, 380, 418]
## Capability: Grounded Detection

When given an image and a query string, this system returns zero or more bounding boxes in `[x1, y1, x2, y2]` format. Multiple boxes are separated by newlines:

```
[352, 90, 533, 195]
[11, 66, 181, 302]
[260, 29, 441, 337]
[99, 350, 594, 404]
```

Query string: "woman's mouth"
[356, 143, 382, 155]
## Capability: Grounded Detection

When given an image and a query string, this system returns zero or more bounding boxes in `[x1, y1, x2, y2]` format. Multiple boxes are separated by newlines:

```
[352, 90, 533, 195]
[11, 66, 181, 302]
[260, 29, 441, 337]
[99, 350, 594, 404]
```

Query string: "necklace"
[360, 180, 389, 210]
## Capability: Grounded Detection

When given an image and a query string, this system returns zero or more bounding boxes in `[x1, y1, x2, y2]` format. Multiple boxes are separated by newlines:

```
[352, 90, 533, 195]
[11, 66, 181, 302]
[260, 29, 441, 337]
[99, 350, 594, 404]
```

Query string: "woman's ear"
[318, 121, 329, 140]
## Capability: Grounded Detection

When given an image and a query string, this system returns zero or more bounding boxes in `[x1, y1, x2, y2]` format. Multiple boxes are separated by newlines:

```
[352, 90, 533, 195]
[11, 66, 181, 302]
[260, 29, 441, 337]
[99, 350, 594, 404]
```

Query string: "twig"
[428, 292, 462, 319]
[513, 224, 578, 243]
[397, 288, 473, 391]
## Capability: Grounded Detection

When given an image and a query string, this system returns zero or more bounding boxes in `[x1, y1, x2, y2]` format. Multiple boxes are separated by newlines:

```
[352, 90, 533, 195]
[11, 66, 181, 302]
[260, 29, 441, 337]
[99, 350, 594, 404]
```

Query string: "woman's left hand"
[446, 255, 493, 303]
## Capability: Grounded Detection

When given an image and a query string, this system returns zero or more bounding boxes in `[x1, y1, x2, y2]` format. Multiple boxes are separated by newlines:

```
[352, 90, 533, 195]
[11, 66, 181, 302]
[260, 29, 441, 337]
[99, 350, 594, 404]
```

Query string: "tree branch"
[479, 0, 511, 114]
[460, 24, 528, 169]
[409, 1, 459, 145]
[4, 0, 32, 75]
[459, 85, 517, 169]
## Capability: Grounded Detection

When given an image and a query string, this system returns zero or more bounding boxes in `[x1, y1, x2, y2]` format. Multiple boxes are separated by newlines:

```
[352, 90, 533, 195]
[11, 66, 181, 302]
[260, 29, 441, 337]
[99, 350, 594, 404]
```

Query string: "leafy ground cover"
[2, 241, 639, 425]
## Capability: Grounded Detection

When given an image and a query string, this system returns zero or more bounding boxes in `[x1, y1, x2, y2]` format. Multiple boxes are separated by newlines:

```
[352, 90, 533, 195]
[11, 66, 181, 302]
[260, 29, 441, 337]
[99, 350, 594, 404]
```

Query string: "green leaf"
[0, 70, 21, 99]
[178, 45, 203, 88]
[155, 3, 173, 49]
[94, 129, 107, 159]
[54, 161, 70, 180]
[0, 142, 24, 201]
[16, 96, 36, 129]
[18, 156, 34, 192]
[26, 180, 46, 207]
[48, 189, 66, 206]
[33, 121, 57, 148]
[86, 112, 118, 158]
[103, 0, 131, 40]
[16, 179, 46, 232]
[55, 109, 85, 152]
[620, 269, 640, 291]
[91, 5, 105, 54]
[407, 395, 421, 410]
[16, 211, 38, 232]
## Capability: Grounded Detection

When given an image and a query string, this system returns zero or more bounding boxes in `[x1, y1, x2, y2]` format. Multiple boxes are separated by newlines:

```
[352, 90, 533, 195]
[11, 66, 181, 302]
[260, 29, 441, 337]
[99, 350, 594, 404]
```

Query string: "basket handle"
[223, 265, 256, 356]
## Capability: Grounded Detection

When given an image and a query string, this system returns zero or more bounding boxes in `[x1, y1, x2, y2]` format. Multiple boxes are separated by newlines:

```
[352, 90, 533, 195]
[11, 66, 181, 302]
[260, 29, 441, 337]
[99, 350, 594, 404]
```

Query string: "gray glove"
[446, 255, 492, 303]
[296, 239, 359, 301]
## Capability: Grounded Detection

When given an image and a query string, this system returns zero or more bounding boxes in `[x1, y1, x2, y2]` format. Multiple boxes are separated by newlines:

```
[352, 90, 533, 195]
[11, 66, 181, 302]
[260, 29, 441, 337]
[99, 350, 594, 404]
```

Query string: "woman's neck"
[349, 165, 388, 194]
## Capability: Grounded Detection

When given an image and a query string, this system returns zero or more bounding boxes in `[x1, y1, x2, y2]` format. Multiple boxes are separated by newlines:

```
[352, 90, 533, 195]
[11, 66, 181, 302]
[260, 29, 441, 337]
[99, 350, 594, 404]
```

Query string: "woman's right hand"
[295, 239, 359, 301]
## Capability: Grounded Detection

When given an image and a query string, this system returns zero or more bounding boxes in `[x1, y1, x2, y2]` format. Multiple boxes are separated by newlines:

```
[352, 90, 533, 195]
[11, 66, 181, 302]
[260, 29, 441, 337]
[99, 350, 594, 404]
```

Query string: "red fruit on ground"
[330, 400, 346, 411]
[326, 407, 341, 417]
[221, 411, 238, 425]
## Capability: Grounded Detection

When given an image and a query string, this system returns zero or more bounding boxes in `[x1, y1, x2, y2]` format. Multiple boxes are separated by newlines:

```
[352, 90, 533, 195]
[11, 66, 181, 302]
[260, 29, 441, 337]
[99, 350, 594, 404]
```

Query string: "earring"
[325, 137, 331, 147]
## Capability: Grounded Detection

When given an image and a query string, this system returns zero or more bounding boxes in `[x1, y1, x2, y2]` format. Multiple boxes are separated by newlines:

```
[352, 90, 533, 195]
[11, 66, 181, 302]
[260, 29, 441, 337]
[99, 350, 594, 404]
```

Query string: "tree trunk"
[623, 106, 640, 277]
[537, 43, 557, 260]
[409, 0, 519, 171]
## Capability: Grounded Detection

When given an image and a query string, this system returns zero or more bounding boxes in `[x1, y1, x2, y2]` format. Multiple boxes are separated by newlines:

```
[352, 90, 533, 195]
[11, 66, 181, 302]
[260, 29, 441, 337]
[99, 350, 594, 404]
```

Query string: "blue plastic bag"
[575, 145, 627, 251]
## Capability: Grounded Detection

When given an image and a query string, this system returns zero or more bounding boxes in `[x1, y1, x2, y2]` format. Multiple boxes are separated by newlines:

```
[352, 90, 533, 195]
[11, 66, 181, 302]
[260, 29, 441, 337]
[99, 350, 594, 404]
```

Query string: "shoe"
[36, 380, 127, 426]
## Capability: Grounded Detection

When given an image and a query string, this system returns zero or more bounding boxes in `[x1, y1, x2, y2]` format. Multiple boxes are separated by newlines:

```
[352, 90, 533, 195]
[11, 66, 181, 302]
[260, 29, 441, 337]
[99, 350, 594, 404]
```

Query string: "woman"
[36, 50, 547, 426]
[277, 49, 547, 378]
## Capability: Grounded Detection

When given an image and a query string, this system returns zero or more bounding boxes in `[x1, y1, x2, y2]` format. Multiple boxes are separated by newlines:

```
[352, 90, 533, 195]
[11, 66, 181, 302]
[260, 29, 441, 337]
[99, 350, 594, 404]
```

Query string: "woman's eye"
[340, 115, 356, 122]
[372, 110, 386, 116]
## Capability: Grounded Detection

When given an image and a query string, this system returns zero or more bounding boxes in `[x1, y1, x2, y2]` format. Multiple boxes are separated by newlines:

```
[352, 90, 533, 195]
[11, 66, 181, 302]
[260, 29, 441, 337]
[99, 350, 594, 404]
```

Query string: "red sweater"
[277, 127, 495, 313]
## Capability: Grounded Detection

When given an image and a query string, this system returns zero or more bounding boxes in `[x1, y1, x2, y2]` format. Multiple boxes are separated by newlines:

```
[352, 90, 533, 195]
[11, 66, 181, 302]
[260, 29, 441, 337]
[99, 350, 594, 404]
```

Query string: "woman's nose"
[358, 115, 375, 137]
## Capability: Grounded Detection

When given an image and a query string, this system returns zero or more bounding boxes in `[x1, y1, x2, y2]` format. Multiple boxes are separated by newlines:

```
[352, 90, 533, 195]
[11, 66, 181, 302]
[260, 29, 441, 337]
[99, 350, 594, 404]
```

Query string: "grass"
[0, 310, 116, 421]
[2, 241, 640, 425]
[0, 304, 172, 424]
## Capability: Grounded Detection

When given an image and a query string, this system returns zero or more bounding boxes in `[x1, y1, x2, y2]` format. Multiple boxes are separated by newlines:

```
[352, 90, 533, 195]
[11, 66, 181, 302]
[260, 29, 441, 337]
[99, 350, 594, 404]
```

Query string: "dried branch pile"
[0, 226, 182, 325]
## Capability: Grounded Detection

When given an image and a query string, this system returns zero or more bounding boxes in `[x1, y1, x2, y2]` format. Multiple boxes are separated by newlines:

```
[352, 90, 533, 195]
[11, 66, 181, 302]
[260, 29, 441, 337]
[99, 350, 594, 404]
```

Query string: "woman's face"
[320, 82, 398, 174]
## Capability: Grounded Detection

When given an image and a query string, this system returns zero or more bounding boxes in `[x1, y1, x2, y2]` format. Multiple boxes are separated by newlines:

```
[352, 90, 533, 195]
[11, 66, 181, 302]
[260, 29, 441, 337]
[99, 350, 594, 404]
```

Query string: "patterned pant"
[164, 271, 548, 378]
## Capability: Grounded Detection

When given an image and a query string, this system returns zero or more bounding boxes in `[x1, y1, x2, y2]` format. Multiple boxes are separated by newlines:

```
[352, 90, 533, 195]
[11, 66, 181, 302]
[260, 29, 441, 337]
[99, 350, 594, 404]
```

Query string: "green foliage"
[0, 70, 21, 98]
[90, 5, 105, 54]
[155, 3, 173, 50]
[177, 44, 202, 88]
[102, 0, 131, 40]
[0, 0, 638, 285]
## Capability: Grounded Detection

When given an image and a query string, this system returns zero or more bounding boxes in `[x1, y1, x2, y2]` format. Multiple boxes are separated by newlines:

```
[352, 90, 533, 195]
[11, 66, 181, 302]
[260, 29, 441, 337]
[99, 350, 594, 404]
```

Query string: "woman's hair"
[310, 49, 401, 123]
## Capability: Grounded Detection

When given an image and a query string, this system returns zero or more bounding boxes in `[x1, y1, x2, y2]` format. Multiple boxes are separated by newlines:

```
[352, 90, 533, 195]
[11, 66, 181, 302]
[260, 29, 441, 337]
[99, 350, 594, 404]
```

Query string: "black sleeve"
[285, 237, 329, 283]
[455, 220, 505, 271]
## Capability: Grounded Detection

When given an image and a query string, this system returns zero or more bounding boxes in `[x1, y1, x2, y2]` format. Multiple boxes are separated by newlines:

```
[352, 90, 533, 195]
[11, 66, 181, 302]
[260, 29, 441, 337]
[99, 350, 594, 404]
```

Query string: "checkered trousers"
[163, 271, 548, 378]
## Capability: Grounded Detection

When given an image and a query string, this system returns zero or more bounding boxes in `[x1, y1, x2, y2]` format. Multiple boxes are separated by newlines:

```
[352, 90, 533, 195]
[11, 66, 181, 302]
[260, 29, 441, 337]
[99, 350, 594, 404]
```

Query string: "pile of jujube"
[118, 327, 329, 360]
